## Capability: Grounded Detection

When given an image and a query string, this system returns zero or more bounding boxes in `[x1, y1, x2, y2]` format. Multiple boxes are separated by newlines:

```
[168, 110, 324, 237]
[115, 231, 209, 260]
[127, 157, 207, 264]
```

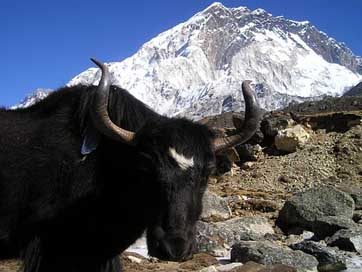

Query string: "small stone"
[284, 231, 314, 246]
[201, 190, 232, 221]
[231, 261, 265, 272]
[216, 262, 243, 271]
[199, 265, 218, 272]
[126, 255, 142, 264]
[240, 161, 255, 170]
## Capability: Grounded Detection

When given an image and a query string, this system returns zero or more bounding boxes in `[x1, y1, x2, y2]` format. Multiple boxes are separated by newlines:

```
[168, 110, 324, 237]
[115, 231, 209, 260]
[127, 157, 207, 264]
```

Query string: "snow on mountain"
[68, 3, 361, 118]
[11, 89, 51, 109]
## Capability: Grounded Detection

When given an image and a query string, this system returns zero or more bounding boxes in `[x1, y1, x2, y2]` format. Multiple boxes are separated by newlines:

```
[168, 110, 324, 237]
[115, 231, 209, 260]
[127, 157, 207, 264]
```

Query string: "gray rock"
[336, 185, 362, 210]
[312, 216, 358, 239]
[199, 266, 218, 272]
[345, 254, 362, 271]
[196, 216, 274, 256]
[275, 125, 311, 153]
[284, 231, 315, 246]
[235, 144, 263, 162]
[260, 114, 294, 139]
[327, 228, 362, 254]
[231, 241, 318, 272]
[353, 210, 362, 223]
[277, 186, 355, 234]
[289, 241, 347, 271]
[215, 262, 242, 271]
[351, 192, 362, 210]
[201, 190, 232, 221]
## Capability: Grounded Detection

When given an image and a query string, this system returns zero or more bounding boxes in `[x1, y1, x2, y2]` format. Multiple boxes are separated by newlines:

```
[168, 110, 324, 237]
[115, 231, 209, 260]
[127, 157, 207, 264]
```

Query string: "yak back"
[0, 85, 160, 246]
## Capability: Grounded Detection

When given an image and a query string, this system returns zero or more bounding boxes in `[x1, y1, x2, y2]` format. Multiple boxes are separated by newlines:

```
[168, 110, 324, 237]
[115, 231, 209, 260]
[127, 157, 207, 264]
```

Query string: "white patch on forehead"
[169, 147, 194, 170]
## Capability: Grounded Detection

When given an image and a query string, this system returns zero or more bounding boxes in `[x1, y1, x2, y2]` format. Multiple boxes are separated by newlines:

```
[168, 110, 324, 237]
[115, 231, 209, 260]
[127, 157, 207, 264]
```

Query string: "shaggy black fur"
[0, 85, 215, 271]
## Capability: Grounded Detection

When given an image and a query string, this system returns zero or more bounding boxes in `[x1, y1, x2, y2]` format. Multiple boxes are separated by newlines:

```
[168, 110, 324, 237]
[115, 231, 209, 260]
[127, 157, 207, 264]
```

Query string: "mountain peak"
[203, 2, 227, 11]
[251, 8, 270, 16]
[11, 89, 51, 109]
[68, 4, 361, 119]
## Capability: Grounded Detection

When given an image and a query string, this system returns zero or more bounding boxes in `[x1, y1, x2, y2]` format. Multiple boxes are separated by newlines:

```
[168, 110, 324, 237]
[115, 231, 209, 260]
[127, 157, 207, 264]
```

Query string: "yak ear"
[81, 123, 101, 155]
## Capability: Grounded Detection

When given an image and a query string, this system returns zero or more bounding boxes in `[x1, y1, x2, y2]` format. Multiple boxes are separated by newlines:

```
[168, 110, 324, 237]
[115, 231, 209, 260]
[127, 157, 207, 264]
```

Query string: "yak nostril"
[165, 236, 189, 259]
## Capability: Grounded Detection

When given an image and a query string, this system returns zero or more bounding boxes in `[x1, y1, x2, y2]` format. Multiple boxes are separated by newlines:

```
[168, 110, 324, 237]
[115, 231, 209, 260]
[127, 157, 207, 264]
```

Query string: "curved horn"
[213, 81, 263, 153]
[89, 58, 135, 143]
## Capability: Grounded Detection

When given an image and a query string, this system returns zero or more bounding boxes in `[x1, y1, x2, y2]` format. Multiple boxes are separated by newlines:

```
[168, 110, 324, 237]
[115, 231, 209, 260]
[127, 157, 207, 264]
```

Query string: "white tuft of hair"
[169, 147, 194, 170]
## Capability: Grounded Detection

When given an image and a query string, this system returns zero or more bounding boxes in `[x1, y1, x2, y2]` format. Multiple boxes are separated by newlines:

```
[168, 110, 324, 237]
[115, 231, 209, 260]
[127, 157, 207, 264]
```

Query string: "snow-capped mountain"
[26, 3, 362, 119]
[11, 89, 51, 109]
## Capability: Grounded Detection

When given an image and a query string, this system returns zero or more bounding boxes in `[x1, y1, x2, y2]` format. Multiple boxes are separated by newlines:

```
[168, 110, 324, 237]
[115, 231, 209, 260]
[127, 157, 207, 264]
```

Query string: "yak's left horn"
[90, 58, 135, 143]
[212, 81, 263, 153]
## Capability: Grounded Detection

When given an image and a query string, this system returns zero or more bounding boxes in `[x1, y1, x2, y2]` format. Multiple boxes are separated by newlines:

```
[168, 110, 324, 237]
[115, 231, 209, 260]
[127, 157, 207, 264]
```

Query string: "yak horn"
[212, 81, 263, 153]
[90, 58, 135, 143]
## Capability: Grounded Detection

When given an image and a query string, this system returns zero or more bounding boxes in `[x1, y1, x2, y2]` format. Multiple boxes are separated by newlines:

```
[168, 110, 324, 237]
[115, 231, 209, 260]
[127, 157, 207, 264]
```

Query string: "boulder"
[336, 185, 362, 210]
[275, 125, 310, 153]
[196, 216, 274, 256]
[312, 216, 358, 239]
[327, 228, 362, 253]
[290, 241, 347, 271]
[231, 241, 318, 272]
[277, 186, 355, 235]
[201, 190, 232, 221]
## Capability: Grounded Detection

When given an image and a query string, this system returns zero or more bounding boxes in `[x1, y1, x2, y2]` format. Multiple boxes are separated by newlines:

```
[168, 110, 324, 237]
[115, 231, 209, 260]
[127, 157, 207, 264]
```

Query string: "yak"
[0, 59, 262, 272]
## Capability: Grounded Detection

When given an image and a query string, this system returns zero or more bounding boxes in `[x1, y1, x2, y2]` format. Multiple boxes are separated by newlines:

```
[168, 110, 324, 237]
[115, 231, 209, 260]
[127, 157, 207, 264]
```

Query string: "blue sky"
[1, 0, 361, 107]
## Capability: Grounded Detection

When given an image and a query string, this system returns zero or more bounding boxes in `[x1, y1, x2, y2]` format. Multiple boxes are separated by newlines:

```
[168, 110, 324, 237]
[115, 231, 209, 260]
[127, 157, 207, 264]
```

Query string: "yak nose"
[161, 236, 193, 261]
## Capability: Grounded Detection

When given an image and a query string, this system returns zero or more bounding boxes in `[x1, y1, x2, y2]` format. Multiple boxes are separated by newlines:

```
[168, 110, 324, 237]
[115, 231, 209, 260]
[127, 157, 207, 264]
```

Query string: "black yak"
[0, 59, 262, 271]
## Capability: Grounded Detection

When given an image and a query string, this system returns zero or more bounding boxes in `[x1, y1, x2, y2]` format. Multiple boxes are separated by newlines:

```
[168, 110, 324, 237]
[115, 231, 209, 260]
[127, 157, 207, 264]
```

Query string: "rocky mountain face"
[344, 81, 362, 97]
[67, 2, 361, 119]
[10, 89, 51, 109]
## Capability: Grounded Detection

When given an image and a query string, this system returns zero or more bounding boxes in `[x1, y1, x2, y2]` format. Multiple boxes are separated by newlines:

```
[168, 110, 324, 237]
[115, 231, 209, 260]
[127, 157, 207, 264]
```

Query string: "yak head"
[89, 59, 263, 261]
[135, 118, 215, 261]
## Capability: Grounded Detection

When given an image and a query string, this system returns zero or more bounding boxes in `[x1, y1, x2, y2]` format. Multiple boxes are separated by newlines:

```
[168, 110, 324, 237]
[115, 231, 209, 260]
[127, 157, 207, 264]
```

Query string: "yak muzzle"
[147, 228, 195, 261]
